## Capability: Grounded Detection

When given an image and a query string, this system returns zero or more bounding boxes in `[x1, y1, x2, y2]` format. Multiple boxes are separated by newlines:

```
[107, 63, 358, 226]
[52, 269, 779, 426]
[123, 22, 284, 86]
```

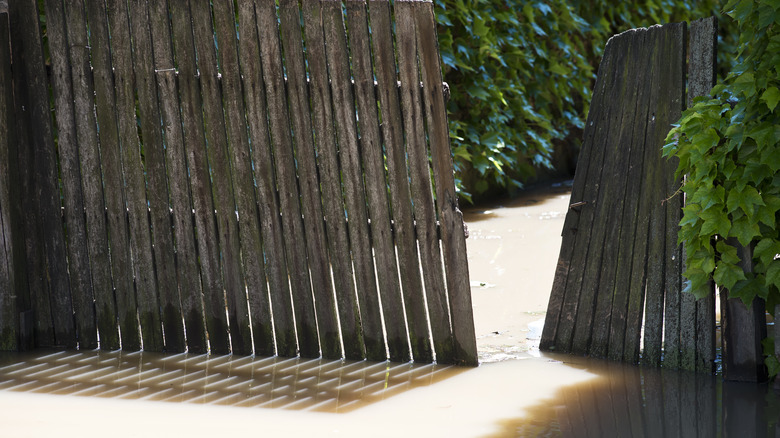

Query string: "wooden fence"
[541, 19, 722, 373]
[0, 0, 477, 366]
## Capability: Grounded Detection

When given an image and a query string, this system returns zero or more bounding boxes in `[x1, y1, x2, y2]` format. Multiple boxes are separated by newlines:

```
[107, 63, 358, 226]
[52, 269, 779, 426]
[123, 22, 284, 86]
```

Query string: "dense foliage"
[664, 0, 780, 374]
[437, 0, 725, 202]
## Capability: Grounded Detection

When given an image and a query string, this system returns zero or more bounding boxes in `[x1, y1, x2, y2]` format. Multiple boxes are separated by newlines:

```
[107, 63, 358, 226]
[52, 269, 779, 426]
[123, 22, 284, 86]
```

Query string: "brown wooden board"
[106, 0, 163, 352]
[346, 0, 410, 363]
[213, 0, 271, 358]
[279, 0, 340, 360]
[300, 0, 364, 360]
[62, 0, 118, 350]
[10, 0, 73, 348]
[0, 10, 18, 350]
[549, 33, 619, 354]
[414, 0, 477, 365]
[190, 0, 250, 355]
[395, 0, 451, 363]
[85, 0, 139, 350]
[128, 0, 185, 353]
[540, 25, 616, 352]
[606, 29, 654, 362]
[369, 0, 433, 363]
[689, 16, 718, 374]
[147, 0, 206, 354]
[237, 0, 294, 357]
[168, 0, 227, 354]
[322, 0, 386, 361]
[256, 0, 319, 358]
[43, 0, 97, 349]
[579, 30, 647, 358]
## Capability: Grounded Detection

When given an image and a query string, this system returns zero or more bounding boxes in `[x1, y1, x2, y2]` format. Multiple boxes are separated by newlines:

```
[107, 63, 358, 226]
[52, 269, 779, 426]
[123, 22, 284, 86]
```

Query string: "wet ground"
[1, 182, 778, 437]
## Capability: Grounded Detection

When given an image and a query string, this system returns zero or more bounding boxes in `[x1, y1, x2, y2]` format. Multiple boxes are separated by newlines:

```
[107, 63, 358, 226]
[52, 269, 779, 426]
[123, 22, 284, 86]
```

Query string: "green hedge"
[437, 0, 728, 203]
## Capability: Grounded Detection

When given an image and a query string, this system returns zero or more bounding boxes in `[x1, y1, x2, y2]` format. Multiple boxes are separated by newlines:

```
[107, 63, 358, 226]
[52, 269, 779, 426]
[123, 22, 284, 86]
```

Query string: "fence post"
[720, 240, 768, 382]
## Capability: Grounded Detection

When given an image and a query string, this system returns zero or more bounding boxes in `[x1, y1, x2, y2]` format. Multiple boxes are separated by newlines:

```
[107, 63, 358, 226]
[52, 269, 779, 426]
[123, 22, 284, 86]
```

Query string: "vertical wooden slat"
[346, 0, 410, 363]
[62, 0, 118, 350]
[106, 0, 164, 352]
[322, 0, 385, 361]
[278, 0, 341, 360]
[659, 22, 686, 369]
[256, 0, 319, 358]
[128, 0, 185, 353]
[606, 29, 654, 362]
[369, 0, 433, 363]
[541, 29, 616, 353]
[148, 0, 207, 354]
[550, 35, 619, 355]
[168, 0, 228, 354]
[237, 0, 295, 357]
[85, 0, 139, 350]
[300, 0, 364, 360]
[190, 0, 250, 355]
[0, 8, 20, 350]
[689, 16, 718, 374]
[414, 0, 477, 365]
[395, 0, 451, 362]
[10, 0, 74, 348]
[213, 0, 271, 357]
[582, 30, 646, 358]
[43, 0, 97, 349]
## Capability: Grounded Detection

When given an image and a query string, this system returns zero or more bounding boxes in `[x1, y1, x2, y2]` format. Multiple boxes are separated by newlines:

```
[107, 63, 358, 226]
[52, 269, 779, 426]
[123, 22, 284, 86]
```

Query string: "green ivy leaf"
[730, 215, 761, 246]
[762, 86, 780, 112]
[714, 260, 747, 290]
[766, 261, 780, 291]
[717, 240, 742, 265]
[755, 238, 780, 266]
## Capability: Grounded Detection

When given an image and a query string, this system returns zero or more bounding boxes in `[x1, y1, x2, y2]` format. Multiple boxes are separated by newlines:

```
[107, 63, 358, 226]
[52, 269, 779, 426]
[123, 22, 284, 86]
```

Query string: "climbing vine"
[664, 0, 780, 375]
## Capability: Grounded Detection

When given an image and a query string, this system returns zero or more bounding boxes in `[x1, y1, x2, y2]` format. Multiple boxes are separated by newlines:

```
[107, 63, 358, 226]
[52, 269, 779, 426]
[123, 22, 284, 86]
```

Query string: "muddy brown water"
[1, 182, 777, 437]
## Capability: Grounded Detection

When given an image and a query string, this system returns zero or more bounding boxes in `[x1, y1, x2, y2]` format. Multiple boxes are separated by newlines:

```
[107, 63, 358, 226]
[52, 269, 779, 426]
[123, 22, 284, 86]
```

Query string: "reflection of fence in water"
[506, 360, 780, 437]
[0, 351, 461, 413]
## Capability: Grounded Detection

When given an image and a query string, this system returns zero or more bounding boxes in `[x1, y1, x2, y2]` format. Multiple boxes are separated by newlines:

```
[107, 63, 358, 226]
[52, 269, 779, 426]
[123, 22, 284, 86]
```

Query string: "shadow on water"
[491, 355, 780, 438]
[0, 349, 463, 413]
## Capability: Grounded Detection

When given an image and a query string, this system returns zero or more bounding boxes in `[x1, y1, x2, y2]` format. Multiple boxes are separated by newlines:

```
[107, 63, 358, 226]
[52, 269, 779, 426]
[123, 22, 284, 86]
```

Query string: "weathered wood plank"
[585, 29, 647, 358]
[689, 16, 718, 374]
[148, 2, 208, 354]
[106, 0, 163, 352]
[369, 0, 433, 363]
[606, 28, 654, 362]
[10, 0, 74, 348]
[213, 0, 270, 357]
[238, 0, 294, 357]
[658, 22, 686, 369]
[300, 0, 364, 360]
[279, 0, 340, 360]
[85, 0, 139, 350]
[167, 0, 227, 354]
[541, 25, 617, 353]
[395, 0, 451, 363]
[346, 0, 410, 363]
[62, 0, 118, 350]
[322, 0, 386, 361]
[190, 0, 250, 355]
[256, 0, 319, 358]
[552, 33, 620, 354]
[128, 0, 184, 353]
[43, 0, 97, 349]
[721, 241, 767, 382]
[414, 0, 477, 365]
[0, 10, 19, 350]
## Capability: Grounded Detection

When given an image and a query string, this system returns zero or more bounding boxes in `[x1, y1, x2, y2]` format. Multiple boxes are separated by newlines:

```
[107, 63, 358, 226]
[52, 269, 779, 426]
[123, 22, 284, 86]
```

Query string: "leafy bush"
[437, 0, 727, 203]
[664, 0, 780, 374]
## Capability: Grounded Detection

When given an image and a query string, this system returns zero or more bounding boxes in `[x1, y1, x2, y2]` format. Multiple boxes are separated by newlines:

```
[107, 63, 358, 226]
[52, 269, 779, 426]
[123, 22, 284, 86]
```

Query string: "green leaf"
[717, 240, 741, 265]
[766, 261, 780, 291]
[755, 238, 780, 266]
[730, 216, 760, 246]
[762, 87, 780, 112]
[714, 260, 747, 289]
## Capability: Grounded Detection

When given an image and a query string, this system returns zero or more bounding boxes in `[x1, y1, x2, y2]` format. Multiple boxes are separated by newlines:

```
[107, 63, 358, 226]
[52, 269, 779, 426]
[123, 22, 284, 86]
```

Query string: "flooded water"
[1, 182, 778, 437]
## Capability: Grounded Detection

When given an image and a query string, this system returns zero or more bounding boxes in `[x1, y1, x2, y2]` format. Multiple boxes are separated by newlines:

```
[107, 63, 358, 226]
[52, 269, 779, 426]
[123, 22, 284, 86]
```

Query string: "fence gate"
[0, 0, 477, 366]
[541, 18, 721, 373]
